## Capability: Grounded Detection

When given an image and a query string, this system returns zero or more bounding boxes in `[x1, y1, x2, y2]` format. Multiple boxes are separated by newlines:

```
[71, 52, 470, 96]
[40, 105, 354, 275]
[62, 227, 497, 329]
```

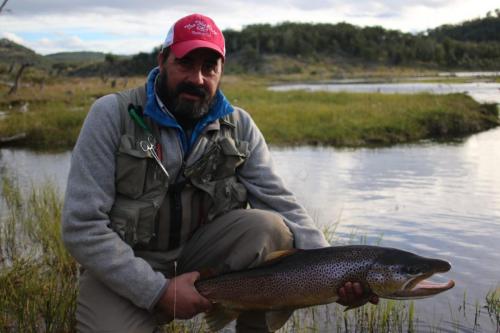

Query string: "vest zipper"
[167, 137, 187, 250]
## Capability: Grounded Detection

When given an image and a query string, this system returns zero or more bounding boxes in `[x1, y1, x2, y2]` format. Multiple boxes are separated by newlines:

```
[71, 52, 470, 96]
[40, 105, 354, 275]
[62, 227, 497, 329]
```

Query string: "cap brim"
[171, 40, 225, 59]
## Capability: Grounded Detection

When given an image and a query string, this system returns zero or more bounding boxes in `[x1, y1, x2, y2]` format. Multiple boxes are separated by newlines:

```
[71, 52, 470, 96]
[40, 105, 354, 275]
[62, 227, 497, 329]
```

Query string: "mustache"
[175, 82, 208, 99]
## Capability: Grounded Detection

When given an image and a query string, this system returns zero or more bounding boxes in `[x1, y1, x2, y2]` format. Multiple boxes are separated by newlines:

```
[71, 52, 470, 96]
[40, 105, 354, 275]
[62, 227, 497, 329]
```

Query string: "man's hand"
[156, 271, 213, 319]
[337, 281, 379, 308]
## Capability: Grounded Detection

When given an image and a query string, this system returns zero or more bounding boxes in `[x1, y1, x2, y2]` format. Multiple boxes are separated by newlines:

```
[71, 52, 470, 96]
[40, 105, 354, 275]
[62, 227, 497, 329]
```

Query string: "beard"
[157, 71, 215, 129]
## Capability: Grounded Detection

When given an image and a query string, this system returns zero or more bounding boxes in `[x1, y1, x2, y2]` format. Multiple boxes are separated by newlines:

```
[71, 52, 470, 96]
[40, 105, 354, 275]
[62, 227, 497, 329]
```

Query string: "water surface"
[270, 82, 500, 104]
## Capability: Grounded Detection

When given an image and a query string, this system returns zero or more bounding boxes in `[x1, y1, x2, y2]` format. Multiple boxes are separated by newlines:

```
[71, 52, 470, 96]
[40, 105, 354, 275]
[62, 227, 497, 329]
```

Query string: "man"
[62, 13, 376, 333]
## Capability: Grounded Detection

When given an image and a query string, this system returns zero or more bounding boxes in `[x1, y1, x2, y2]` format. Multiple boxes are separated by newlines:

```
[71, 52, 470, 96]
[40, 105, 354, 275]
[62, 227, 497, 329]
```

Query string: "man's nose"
[186, 67, 204, 86]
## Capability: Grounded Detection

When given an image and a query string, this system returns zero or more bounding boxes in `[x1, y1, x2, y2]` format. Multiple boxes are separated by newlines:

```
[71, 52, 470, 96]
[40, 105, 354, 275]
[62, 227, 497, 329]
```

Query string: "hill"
[45, 51, 107, 64]
[428, 10, 500, 42]
[0, 38, 45, 66]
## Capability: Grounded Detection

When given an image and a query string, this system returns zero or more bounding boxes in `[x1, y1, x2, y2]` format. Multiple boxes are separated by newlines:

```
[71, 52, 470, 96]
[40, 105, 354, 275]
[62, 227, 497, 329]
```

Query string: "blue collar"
[144, 67, 234, 153]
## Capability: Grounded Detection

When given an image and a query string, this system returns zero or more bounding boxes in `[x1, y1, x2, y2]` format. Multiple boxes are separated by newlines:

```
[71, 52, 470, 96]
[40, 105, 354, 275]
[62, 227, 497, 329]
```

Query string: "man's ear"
[157, 52, 165, 68]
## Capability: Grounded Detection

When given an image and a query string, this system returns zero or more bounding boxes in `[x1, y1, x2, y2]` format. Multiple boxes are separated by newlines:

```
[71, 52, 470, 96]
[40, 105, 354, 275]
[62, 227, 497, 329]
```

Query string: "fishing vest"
[108, 85, 249, 257]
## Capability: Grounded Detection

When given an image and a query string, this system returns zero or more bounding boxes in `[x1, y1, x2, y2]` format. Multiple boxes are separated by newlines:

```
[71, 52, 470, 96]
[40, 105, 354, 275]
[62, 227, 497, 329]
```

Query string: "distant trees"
[68, 10, 500, 76]
[221, 14, 500, 71]
[428, 11, 500, 42]
[70, 48, 159, 77]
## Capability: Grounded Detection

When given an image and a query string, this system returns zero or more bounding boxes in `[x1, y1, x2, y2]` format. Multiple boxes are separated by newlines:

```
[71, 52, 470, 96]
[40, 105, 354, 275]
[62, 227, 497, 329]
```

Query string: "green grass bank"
[224, 77, 499, 146]
[0, 76, 498, 150]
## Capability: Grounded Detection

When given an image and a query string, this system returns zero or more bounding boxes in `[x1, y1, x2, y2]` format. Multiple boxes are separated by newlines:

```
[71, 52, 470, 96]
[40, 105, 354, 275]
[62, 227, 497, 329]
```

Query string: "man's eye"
[176, 58, 192, 67]
[203, 62, 217, 73]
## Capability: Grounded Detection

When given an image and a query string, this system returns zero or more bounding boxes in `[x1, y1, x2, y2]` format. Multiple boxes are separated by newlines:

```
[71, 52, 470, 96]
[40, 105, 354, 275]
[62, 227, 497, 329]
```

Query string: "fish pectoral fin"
[263, 249, 300, 265]
[204, 305, 239, 332]
[265, 310, 294, 332]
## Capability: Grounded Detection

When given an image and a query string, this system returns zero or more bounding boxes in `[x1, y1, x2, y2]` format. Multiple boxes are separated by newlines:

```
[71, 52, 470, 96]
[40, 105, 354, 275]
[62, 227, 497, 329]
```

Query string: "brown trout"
[195, 245, 455, 332]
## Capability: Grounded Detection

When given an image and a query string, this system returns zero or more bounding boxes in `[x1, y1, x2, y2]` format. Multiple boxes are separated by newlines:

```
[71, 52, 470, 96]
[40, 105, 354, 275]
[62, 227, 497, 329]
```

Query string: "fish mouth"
[390, 272, 455, 299]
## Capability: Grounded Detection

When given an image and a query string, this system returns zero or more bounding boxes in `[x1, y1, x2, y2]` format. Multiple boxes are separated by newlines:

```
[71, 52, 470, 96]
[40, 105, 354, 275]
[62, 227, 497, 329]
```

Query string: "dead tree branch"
[7, 63, 32, 95]
[0, 0, 9, 14]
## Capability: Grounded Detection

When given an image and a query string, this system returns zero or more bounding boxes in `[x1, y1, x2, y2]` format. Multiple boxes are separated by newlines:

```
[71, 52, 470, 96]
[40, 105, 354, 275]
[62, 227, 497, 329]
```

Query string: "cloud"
[38, 36, 85, 50]
[1, 32, 25, 45]
[4, 0, 461, 17]
[27, 35, 158, 55]
[5, 0, 227, 16]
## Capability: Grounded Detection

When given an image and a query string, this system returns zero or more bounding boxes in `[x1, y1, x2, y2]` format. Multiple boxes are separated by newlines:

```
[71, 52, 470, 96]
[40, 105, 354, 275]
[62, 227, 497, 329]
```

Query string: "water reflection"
[0, 148, 71, 195]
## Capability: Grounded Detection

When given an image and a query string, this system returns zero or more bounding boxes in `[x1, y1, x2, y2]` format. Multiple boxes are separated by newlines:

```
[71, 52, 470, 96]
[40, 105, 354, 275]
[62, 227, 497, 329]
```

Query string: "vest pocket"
[185, 137, 249, 221]
[109, 197, 157, 248]
[185, 137, 248, 182]
[115, 135, 150, 199]
[210, 176, 248, 219]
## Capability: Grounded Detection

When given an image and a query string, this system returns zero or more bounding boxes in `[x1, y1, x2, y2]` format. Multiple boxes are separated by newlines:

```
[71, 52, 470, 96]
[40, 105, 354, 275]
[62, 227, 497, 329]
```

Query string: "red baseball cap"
[162, 14, 225, 59]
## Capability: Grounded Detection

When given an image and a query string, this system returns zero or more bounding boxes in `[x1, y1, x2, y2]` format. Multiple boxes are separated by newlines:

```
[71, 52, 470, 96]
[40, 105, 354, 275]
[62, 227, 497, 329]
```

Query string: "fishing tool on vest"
[128, 103, 168, 178]
[140, 135, 170, 179]
[128, 104, 164, 159]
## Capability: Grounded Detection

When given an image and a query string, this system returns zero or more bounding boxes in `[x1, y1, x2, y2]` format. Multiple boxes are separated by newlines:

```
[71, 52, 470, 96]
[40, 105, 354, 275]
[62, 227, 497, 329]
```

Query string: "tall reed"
[0, 175, 78, 332]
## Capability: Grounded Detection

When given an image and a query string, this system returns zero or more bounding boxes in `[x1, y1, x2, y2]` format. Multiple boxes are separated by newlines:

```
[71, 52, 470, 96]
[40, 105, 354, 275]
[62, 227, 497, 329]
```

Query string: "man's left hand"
[337, 281, 379, 308]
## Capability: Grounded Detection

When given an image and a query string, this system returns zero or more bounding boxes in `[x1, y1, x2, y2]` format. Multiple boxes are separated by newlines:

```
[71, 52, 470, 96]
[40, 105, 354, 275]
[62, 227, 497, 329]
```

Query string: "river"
[0, 81, 499, 332]
[269, 81, 500, 104]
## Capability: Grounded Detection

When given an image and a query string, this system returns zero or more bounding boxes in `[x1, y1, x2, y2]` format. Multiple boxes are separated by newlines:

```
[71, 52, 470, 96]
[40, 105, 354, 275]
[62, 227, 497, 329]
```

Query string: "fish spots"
[197, 245, 450, 310]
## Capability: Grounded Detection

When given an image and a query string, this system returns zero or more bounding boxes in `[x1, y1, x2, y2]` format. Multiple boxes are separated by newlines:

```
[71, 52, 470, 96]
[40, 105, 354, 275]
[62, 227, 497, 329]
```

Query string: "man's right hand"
[156, 271, 213, 319]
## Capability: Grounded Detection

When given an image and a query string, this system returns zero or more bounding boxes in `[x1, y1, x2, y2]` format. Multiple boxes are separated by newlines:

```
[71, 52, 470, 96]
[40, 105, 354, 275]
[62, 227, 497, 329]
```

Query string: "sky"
[0, 0, 498, 55]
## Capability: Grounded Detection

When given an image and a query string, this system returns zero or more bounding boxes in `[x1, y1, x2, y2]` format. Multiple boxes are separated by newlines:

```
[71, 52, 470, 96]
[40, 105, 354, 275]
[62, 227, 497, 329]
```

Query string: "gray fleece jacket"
[62, 82, 329, 312]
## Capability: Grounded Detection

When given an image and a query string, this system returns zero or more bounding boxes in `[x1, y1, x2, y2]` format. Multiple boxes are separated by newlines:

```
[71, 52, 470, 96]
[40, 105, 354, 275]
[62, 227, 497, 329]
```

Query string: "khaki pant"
[76, 209, 294, 333]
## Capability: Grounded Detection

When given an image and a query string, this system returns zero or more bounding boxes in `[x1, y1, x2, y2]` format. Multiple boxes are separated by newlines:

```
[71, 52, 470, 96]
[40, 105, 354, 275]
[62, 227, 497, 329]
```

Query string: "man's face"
[158, 48, 223, 125]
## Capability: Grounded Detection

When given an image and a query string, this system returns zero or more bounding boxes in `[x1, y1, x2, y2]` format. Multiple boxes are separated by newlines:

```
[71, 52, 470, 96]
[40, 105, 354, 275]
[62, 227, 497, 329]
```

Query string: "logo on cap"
[184, 20, 218, 37]
[163, 14, 225, 59]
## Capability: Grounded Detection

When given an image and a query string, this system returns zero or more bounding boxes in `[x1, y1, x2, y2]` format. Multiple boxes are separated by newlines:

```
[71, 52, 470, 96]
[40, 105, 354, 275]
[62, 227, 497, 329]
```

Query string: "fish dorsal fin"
[263, 249, 299, 264]
[204, 304, 240, 332]
[265, 310, 294, 331]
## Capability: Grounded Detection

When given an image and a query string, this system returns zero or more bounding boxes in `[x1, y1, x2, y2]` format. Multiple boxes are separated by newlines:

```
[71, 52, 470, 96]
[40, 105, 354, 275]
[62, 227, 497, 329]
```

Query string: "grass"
[0, 77, 143, 149]
[280, 300, 416, 333]
[221, 76, 499, 146]
[0, 175, 78, 332]
[486, 287, 500, 332]
[0, 75, 498, 150]
[1, 175, 499, 332]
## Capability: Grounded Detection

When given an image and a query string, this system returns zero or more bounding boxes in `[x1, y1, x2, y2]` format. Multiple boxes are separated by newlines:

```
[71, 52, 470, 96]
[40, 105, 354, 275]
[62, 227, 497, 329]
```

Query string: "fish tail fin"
[204, 304, 239, 332]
